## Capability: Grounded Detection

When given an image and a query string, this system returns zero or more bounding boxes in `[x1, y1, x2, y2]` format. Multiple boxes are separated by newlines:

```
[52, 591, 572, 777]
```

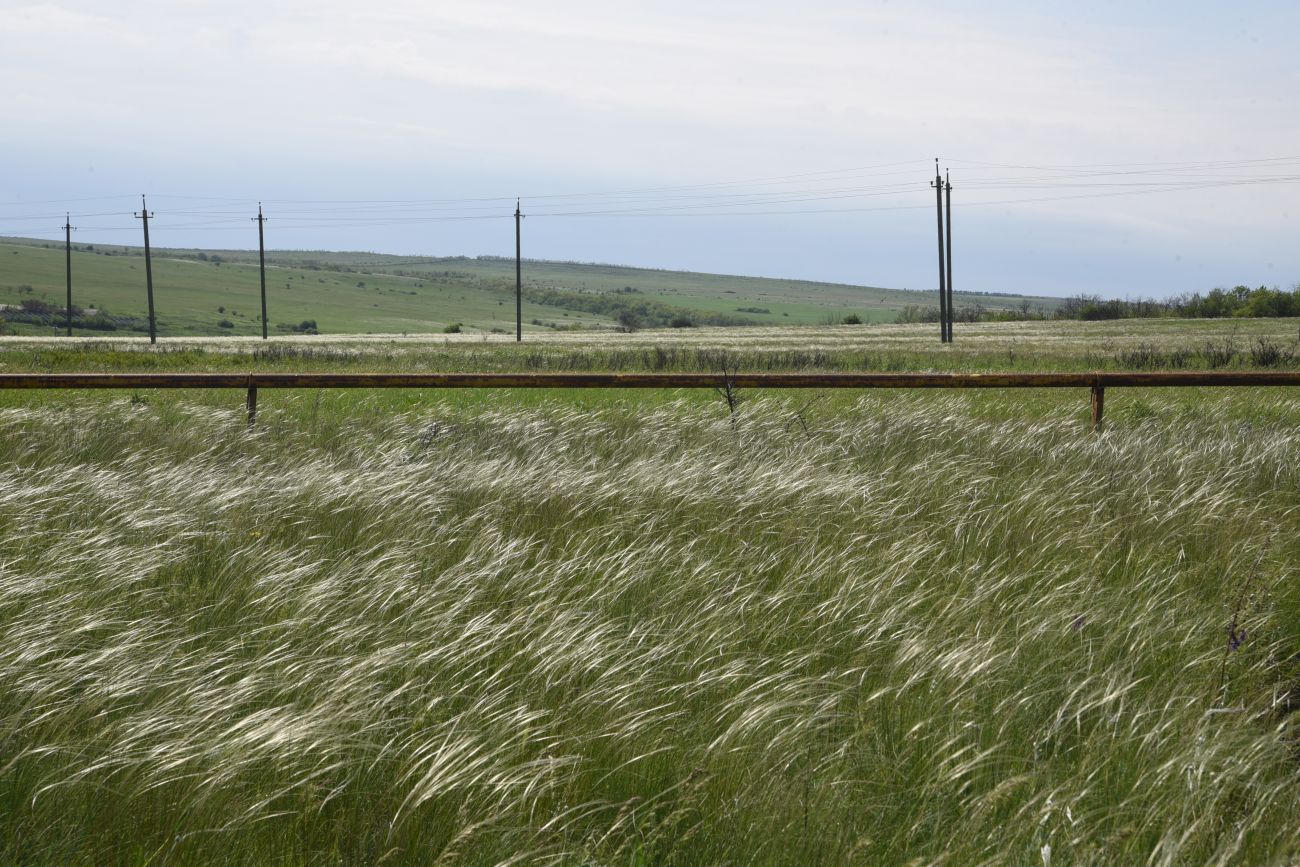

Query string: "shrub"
[842, 314, 863, 325]
[896, 305, 941, 324]
[1249, 338, 1294, 368]
[217, 319, 234, 329]
[1202, 340, 1240, 369]
[1117, 343, 1163, 369]
[19, 298, 57, 315]
[78, 314, 118, 332]
[443, 323, 462, 334]
[276, 320, 319, 334]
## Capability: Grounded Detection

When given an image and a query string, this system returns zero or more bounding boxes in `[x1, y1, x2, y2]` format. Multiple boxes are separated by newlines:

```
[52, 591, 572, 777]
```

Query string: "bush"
[276, 320, 319, 335]
[217, 319, 234, 329]
[19, 298, 57, 315]
[616, 311, 640, 333]
[77, 314, 119, 332]
[1249, 338, 1294, 368]
[1117, 343, 1163, 369]
[896, 305, 941, 324]
[842, 314, 863, 325]
[1202, 340, 1240, 369]
[443, 323, 462, 334]
[669, 315, 695, 328]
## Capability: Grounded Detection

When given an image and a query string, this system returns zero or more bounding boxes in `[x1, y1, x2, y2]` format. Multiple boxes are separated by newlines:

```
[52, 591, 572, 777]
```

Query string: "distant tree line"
[896, 284, 1300, 324]
[518, 284, 758, 330]
[1057, 284, 1300, 320]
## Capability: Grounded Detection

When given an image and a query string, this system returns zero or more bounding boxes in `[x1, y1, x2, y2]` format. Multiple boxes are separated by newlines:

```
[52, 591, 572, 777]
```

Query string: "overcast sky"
[2, 0, 1297, 297]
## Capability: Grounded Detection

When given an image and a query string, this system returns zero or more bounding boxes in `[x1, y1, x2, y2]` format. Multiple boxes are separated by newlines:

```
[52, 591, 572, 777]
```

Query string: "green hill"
[0, 236, 1060, 337]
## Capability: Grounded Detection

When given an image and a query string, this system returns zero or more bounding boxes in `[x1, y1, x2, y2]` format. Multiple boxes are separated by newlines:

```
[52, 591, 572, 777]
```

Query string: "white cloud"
[6, 0, 1294, 176]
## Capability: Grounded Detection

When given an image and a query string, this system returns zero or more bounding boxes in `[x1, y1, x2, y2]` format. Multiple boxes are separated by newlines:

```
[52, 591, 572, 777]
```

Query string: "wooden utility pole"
[944, 170, 954, 342]
[514, 199, 523, 342]
[931, 160, 948, 343]
[253, 204, 268, 339]
[63, 213, 75, 336]
[134, 195, 157, 344]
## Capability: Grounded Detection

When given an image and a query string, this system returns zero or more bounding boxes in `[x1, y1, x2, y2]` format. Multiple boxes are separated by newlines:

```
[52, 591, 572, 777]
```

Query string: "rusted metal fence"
[1, 371, 1298, 430]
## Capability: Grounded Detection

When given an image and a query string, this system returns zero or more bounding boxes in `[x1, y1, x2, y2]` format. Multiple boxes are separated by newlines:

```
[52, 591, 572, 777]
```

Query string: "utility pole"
[515, 199, 523, 342]
[63, 213, 75, 337]
[931, 160, 948, 343]
[253, 204, 268, 339]
[945, 170, 954, 343]
[134, 195, 157, 344]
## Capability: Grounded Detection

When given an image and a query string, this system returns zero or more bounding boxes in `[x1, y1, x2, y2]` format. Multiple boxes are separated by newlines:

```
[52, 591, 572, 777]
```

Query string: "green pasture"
[0, 236, 1059, 337]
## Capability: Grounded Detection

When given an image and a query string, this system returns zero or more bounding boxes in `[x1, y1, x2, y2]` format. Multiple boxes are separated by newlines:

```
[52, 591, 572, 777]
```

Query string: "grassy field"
[1, 319, 1298, 864]
[0, 236, 1059, 337]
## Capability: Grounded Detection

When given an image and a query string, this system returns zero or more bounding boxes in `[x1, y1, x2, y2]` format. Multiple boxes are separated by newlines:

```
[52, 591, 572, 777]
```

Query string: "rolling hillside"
[0, 236, 1060, 337]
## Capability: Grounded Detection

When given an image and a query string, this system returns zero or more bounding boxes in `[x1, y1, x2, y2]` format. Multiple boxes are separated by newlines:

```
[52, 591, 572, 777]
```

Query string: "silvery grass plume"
[0, 390, 1296, 864]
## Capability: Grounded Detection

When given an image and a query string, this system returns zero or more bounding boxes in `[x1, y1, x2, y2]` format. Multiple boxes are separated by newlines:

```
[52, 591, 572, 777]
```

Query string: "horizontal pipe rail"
[4, 371, 1295, 431]
[2, 371, 1300, 390]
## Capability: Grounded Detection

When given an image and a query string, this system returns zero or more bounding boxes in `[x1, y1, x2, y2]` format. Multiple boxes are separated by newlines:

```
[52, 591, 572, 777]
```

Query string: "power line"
[4, 159, 1298, 232]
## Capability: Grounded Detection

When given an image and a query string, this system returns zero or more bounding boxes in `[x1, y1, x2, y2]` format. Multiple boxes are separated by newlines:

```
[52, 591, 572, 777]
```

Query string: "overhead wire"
[2, 155, 1296, 234]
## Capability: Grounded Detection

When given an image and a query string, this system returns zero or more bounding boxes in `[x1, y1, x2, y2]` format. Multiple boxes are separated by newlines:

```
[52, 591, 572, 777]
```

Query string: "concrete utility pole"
[63, 213, 75, 336]
[945, 170, 954, 342]
[133, 195, 157, 344]
[515, 199, 523, 342]
[931, 160, 948, 343]
[253, 204, 269, 339]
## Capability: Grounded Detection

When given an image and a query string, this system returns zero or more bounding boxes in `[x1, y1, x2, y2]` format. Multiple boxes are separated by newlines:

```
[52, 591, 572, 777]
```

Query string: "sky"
[1, 0, 1297, 298]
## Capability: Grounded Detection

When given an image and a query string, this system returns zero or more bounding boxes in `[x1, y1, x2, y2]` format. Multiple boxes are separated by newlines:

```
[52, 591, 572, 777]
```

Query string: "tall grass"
[0, 390, 1297, 864]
